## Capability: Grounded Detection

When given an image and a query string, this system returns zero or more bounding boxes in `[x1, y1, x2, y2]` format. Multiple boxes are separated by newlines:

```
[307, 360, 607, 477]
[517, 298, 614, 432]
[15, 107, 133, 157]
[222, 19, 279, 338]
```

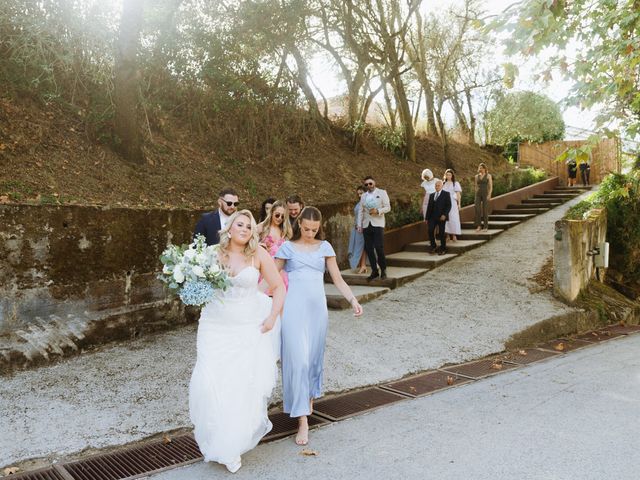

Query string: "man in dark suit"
[193, 187, 239, 245]
[426, 179, 452, 255]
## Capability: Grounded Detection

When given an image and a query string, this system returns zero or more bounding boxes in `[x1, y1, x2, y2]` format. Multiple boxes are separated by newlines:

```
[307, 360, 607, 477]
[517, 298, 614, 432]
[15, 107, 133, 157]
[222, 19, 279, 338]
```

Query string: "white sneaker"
[225, 458, 242, 474]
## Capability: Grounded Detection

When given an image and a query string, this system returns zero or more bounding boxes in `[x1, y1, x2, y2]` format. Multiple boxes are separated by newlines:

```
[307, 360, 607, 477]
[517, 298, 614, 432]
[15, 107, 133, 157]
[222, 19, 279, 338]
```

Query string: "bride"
[189, 210, 285, 473]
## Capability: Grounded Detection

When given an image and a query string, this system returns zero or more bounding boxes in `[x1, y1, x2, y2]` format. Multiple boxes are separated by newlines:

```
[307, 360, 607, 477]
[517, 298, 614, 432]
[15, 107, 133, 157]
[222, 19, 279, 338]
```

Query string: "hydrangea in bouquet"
[158, 234, 231, 306]
[363, 194, 378, 211]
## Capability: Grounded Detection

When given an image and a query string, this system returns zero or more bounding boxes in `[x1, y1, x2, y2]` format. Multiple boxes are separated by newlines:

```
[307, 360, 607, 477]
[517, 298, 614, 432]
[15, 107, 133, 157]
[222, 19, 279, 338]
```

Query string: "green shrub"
[386, 193, 423, 230]
[565, 171, 640, 284]
[459, 167, 547, 208]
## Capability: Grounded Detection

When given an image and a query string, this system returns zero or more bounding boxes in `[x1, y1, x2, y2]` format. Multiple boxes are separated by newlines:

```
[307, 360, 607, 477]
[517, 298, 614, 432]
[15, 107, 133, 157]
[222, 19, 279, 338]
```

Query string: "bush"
[372, 126, 405, 157]
[459, 167, 547, 207]
[386, 193, 424, 230]
[565, 171, 640, 285]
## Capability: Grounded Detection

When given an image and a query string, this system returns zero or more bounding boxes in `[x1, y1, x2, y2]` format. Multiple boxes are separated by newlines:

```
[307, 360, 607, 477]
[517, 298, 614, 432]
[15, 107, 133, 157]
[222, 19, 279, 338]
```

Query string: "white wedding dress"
[189, 264, 280, 468]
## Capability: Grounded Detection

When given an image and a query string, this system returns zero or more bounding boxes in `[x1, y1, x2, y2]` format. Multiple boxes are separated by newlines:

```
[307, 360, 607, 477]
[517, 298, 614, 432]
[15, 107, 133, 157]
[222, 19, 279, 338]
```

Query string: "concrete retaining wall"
[553, 208, 608, 303]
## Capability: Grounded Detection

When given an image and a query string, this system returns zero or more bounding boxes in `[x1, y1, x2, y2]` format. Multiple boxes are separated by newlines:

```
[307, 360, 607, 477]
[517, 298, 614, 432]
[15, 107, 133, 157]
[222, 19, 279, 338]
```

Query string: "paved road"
[150, 333, 640, 480]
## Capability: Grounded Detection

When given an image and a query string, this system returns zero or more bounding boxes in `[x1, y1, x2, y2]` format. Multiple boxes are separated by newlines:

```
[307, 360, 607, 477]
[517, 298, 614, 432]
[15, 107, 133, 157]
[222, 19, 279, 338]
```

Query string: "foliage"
[459, 167, 547, 207]
[496, 0, 640, 138]
[386, 193, 424, 229]
[372, 126, 406, 157]
[564, 171, 640, 284]
[485, 91, 565, 146]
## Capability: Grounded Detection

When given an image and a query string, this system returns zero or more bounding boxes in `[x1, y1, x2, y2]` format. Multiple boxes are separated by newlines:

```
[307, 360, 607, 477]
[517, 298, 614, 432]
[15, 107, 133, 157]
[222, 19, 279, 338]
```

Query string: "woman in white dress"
[189, 210, 285, 473]
[443, 168, 462, 242]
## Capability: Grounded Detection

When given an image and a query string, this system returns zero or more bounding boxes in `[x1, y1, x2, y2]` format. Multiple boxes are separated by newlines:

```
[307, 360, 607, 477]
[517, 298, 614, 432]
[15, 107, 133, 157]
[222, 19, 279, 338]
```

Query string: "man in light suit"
[193, 187, 239, 245]
[359, 175, 391, 281]
[426, 179, 452, 255]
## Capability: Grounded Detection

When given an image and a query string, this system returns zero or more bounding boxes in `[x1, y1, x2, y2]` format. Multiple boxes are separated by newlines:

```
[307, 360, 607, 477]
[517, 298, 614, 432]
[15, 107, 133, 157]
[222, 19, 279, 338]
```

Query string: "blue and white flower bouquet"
[363, 195, 378, 210]
[158, 234, 231, 306]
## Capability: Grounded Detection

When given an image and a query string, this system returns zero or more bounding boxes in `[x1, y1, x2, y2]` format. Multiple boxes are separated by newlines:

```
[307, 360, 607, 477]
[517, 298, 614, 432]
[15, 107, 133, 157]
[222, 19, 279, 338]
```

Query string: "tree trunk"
[288, 44, 323, 120]
[436, 103, 454, 170]
[392, 74, 416, 162]
[113, 0, 144, 164]
[465, 86, 477, 145]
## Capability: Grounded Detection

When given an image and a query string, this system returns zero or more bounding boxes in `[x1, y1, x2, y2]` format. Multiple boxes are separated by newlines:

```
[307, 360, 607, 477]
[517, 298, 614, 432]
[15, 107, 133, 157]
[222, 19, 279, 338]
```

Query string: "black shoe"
[367, 271, 379, 282]
[428, 247, 437, 255]
[438, 248, 447, 256]
[380, 270, 387, 280]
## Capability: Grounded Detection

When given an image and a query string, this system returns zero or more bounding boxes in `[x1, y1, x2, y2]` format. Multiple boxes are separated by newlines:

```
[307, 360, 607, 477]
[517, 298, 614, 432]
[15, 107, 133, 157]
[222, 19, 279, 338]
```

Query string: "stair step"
[533, 194, 575, 199]
[326, 284, 390, 309]
[489, 213, 536, 221]
[460, 220, 521, 230]
[505, 205, 551, 212]
[543, 191, 582, 196]
[458, 229, 504, 240]
[553, 186, 592, 191]
[404, 239, 487, 254]
[335, 266, 428, 288]
[386, 251, 458, 268]
[522, 198, 563, 204]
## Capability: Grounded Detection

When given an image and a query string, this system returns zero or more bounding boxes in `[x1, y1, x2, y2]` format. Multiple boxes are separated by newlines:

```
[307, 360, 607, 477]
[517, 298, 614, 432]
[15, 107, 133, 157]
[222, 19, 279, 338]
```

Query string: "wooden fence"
[518, 138, 620, 185]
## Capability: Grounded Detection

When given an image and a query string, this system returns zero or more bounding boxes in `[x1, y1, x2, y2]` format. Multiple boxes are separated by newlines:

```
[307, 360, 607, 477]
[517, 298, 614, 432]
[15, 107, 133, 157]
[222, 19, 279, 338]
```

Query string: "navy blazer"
[426, 190, 452, 222]
[194, 211, 222, 245]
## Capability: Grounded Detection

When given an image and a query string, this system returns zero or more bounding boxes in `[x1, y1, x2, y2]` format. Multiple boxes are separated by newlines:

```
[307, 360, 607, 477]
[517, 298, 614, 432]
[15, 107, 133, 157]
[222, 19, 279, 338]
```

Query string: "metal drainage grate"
[575, 329, 625, 343]
[600, 324, 640, 335]
[262, 412, 330, 442]
[312, 387, 406, 421]
[537, 338, 592, 353]
[439, 357, 519, 380]
[500, 348, 561, 365]
[3, 466, 69, 480]
[63, 434, 202, 480]
[381, 370, 472, 397]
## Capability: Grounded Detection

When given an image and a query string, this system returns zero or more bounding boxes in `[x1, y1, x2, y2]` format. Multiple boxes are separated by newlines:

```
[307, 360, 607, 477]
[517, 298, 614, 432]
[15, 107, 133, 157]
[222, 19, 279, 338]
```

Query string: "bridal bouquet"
[158, 234, 231, 306]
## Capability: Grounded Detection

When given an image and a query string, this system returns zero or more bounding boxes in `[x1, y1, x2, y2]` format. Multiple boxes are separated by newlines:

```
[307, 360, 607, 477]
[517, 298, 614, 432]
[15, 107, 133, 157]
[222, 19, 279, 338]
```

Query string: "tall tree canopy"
[486, 91, 565, 145]
[497, 0, 640, 137]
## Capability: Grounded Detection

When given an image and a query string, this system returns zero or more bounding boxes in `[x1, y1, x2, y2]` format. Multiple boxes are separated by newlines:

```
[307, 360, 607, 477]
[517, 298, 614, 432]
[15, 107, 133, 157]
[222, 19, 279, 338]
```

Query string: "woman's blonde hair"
[477, 162, 489, 174]
[218, 210, 259, 258]
[258, 200, 293, 242]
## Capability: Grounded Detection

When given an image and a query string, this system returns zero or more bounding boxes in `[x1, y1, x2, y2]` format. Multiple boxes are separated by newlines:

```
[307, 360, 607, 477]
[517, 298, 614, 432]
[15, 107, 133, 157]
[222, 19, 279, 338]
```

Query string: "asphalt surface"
[149, 332, 640, 480]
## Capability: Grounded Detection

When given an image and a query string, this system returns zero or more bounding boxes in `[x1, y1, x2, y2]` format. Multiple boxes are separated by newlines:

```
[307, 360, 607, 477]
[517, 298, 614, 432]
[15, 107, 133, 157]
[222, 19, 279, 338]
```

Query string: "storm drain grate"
[439, 357, 519, 380]
[537, 338, 592, 353]
[575, 329, 625, 343]
[381, 370, 472, 397]
[312, 387, 406, 421]
[262, 412, 330, 442]
[62, 434, 202, 480]
[600, 324, 640, 335]
[3, 466, 70, 480]
[500, 348, 561, 365]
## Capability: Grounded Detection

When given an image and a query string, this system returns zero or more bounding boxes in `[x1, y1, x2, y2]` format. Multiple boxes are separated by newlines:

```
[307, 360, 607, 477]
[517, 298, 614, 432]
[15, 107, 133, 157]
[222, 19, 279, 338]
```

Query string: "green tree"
[486, 90, 565, 145]
[496, 0, 640, 139]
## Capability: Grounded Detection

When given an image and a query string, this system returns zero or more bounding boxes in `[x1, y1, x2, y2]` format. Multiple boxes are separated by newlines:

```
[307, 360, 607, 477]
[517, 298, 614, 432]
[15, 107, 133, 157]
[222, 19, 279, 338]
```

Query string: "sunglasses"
[273, 213, 283, 219]
[364, 182, 374, 186]
[221, 200, 240, 207]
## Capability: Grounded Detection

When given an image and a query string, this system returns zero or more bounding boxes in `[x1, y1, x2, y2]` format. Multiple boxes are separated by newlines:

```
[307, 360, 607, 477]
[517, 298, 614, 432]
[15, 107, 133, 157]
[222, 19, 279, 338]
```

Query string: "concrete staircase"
[325, 185, 591, 309]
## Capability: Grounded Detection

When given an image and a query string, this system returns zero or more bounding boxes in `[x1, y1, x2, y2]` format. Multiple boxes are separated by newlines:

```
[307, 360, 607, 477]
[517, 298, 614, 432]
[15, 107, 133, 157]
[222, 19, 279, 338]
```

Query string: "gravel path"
[0, 194, 586, 468]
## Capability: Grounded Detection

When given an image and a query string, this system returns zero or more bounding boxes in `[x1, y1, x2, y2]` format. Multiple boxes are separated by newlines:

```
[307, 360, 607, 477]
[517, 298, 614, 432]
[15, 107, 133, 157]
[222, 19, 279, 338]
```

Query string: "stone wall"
[553, 208, 608, 303]
[0, 202, 353, 371]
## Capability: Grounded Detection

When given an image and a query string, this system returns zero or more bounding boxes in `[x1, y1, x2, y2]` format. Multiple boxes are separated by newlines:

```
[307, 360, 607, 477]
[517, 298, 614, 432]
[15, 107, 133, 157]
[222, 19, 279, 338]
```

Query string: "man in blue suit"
[426, 179, 452, 255]
[194, 188, 240, 245]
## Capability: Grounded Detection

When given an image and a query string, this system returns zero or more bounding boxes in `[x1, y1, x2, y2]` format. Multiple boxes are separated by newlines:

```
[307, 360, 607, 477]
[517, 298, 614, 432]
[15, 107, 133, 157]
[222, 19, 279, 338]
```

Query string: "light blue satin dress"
[348, 200, 365, 270]
[275, 240, 335, 417]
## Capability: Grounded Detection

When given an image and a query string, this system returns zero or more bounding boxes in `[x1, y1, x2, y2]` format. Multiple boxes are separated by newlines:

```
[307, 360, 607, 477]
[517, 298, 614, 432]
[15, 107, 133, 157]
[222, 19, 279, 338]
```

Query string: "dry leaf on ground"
[490, 361, 503, 370]
[162, 434, 172, 444]
[554, 342, 565, 351]
[300, 449, 318, 457]
[446, 376, 455, 386]
[3, 467, 20, 475]
[518, 350, 528, 356]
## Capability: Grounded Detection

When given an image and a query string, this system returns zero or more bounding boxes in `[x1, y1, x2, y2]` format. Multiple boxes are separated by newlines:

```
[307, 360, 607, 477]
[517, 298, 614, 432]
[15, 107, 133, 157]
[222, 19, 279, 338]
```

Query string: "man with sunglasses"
[359, 176, 390, 281]
[194, 187, 240, 245]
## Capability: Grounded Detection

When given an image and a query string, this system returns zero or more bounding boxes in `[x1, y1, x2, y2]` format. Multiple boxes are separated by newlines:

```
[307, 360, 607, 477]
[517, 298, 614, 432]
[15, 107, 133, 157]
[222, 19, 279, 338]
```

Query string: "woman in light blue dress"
[275, 206, 363, 446]
[347, 185, 367, 273]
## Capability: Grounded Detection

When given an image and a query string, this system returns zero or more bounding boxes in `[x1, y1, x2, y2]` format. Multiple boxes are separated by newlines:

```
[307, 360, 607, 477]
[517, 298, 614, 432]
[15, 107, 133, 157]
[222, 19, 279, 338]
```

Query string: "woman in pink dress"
[443, 168, 462, 242]
[257, 200, 292, 292]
